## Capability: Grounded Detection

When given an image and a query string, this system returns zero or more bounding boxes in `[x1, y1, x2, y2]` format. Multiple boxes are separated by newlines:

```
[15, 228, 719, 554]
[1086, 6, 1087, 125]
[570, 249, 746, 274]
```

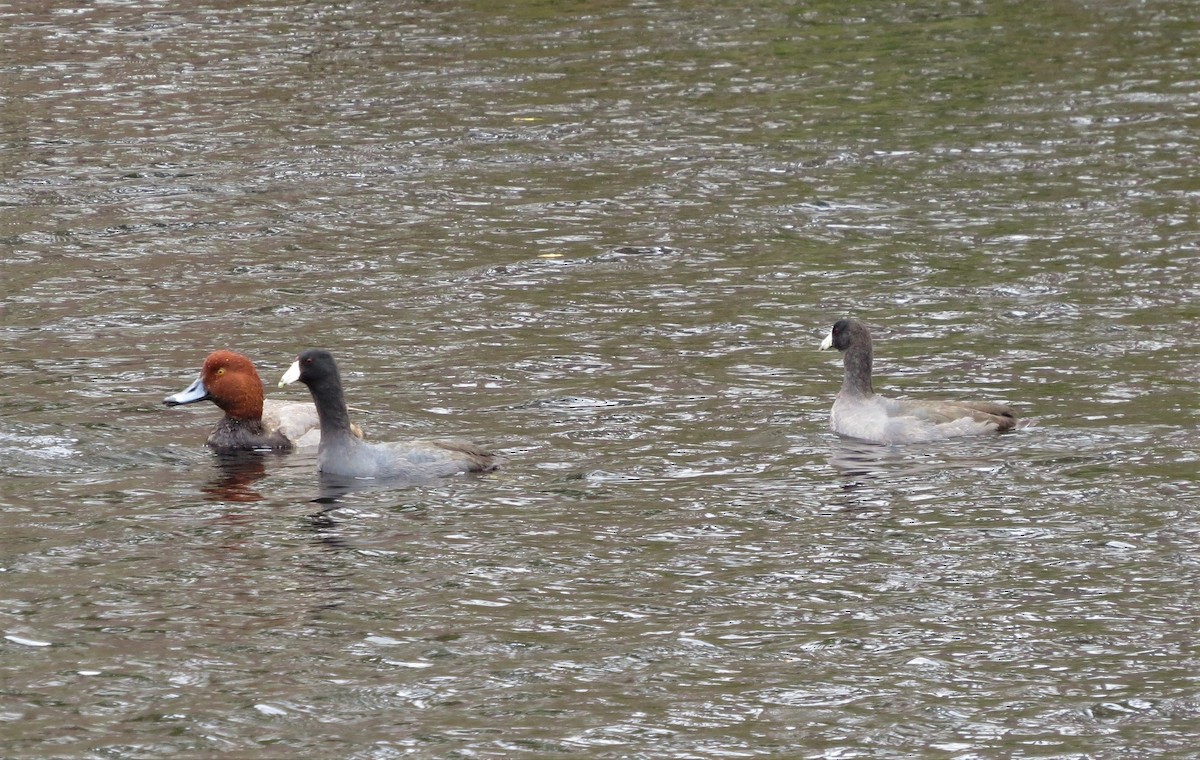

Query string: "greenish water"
[2, 1, 1197, 757]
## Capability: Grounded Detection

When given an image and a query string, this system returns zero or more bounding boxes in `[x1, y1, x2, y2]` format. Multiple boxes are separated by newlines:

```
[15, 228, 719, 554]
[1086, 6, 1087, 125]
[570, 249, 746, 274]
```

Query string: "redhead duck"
[164, 350, 361, 452]
[820, 318, 1020, 444]
[278, 349, 497, 479]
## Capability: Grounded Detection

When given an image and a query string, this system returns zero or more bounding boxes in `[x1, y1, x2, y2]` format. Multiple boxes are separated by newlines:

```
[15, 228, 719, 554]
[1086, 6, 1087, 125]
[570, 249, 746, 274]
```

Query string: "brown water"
[2, 1, 1198, 757]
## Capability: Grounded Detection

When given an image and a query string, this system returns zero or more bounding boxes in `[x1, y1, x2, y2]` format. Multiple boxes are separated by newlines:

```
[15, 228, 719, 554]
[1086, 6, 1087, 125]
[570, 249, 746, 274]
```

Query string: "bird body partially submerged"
[821, 319, 1018, 444]
[279, 349, 497, 479]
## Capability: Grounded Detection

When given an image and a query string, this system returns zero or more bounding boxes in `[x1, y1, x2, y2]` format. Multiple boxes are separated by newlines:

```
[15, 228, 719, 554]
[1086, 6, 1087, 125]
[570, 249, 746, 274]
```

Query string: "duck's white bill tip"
[819, 330, 834, 350]
[279, 360, 301, 388]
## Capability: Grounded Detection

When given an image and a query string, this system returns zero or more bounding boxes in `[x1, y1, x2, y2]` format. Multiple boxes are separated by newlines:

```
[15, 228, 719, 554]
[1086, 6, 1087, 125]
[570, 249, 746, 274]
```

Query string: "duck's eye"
[215, 367, 226, 376]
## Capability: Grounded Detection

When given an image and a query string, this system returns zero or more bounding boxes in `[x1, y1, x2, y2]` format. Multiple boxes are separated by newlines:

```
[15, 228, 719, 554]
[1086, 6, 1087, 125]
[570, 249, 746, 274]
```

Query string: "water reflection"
[303, 473, 432, 553]
[827, 439, 904, 482]
[311, 471, 437, 505]
[823, 440, 904, 513]
[202, 451, 274, 503]
[305, 503, 357, 553]
[825, 435, 1025, 514]
[4, 0, 1199, 756]
[828, 436, 1019, 485]
[312, 472, 367, 506]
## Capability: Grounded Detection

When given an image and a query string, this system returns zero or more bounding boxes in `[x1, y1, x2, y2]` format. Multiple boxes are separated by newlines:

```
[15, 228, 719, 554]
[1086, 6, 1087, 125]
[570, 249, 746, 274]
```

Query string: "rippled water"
[3, 1, 1198, 757]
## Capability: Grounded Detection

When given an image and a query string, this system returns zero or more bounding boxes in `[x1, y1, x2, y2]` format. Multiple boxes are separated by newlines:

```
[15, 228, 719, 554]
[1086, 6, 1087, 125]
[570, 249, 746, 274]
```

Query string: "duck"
[164, 350, 362, 452]
[278, 348, 497, 479]
[820, 318, 1019, 444]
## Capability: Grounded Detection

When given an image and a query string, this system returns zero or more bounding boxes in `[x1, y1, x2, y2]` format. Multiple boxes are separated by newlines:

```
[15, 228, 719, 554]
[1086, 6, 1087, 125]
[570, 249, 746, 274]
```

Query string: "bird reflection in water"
[202, 451, 277, 503]
[827, 436, 1014, 515]
[828, 439, 909, 483]
[307, 473, 365, 539]
[309, 471, 423, 506]
[825, 440, 921, 513]
[306, 473, 428, 553]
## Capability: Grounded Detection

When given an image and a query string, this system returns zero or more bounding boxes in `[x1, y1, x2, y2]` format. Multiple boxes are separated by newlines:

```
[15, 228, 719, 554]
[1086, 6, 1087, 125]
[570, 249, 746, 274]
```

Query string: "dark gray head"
[280, 348, 341, 389]
[278, 348, 354, 435]
[821, 318, 874, 396]
[820, 318, 870, 353]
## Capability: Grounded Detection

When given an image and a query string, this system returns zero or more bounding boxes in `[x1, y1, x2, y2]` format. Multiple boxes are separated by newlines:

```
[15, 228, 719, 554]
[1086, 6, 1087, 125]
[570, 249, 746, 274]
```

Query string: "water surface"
[2, 1, 1198, 757]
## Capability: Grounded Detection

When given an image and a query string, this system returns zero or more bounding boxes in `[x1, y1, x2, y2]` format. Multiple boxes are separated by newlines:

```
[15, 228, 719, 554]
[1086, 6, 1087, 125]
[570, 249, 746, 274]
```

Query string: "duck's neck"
[840, 343, 874, 398]
[218, 416, 268, 435]
[209, 416, 289, 451]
